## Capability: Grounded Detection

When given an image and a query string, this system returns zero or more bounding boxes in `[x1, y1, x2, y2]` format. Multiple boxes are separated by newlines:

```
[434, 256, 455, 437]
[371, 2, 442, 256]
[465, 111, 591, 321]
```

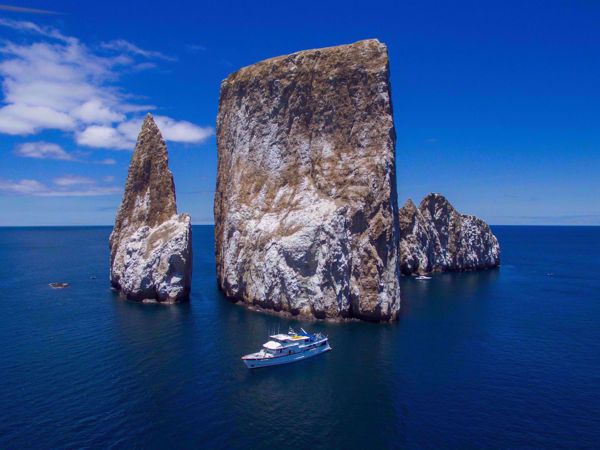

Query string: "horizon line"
[0, 223, 598, 228]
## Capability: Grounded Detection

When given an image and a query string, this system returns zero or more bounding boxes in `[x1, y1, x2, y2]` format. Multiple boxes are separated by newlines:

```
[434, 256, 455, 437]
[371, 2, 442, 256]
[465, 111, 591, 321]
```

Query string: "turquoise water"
[0, 226, 599, 449]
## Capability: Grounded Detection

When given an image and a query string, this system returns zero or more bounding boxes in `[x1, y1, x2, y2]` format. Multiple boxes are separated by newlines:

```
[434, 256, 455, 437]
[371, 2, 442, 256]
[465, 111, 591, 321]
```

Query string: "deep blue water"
[0, 226, 599, 449]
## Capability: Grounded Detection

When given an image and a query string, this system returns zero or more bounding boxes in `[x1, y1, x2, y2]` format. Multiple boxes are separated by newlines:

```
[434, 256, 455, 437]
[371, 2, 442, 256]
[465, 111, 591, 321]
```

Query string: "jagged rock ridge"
[214, 39, 401, 322]
[110, 114, 192, 303]
[399, 193, 500, 274]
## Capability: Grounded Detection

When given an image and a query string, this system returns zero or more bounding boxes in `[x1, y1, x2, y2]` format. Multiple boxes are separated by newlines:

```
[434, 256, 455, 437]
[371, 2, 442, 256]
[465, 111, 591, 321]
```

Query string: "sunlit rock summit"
[110, 114, 192, 303]
[399, 193, 500, 274]
[214, 39, 401, 321]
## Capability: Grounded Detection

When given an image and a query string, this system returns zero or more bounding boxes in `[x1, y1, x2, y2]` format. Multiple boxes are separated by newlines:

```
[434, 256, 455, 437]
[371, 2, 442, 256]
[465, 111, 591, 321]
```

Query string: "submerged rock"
[110, 114, 192, 303]
[214, 39, 401, 321]
[399, 193, 500, 274]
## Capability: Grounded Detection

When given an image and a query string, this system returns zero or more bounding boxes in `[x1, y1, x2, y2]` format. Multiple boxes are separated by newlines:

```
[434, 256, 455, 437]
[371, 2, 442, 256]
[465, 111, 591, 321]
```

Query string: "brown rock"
[214, 39, 401, 321]
[399, 193, 500, 274]
[110, 114, 192, 303]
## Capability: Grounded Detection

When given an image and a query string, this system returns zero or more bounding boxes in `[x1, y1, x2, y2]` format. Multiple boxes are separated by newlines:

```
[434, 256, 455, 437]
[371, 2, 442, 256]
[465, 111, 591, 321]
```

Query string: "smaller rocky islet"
[109, 114, 192, 303]
[399, 193, 500, 275]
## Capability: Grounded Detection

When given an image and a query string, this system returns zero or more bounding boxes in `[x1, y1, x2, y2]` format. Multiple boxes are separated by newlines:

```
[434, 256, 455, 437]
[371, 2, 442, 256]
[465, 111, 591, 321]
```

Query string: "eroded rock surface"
[399, 193, 500, 274]
[214, 39, 401, 321]
[110, 114, 192, 303]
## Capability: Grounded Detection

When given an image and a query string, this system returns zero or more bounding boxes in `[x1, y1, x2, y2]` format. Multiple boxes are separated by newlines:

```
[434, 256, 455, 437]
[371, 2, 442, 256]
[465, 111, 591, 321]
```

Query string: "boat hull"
[242, 343, 332, 369]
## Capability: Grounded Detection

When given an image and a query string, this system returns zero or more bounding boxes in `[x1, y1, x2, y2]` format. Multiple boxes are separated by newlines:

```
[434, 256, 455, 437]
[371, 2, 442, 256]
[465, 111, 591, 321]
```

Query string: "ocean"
[0, 225, 599, 449]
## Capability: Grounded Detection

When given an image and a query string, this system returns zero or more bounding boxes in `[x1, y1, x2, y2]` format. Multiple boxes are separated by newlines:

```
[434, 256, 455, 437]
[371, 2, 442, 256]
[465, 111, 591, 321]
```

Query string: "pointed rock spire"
[110, 114, 192, 303]
[112, 113, 177, 238]
[402, 198, 417, 211]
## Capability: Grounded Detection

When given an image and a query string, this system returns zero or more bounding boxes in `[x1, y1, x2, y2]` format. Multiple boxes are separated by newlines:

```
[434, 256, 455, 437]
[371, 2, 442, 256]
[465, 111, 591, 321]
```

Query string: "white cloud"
[0, 31, 126, 135]
[100, 39, 175, 61]
[71, 99, 125, 124]
[154, 115, 214, 143]
[97, 158, 116, 165]
[14, 141, 74, 160]
[77, 115, 214, 150]
[76, 125, 132, 150]
[0, 103, 75, 135]
[0, 177, 120, 197]
[14, 141, 122, 166]
[0, 18, 73, 43]
[0, 20, 213, 150]
[0, 178, 46, 195]
[53, 175, 96, 186]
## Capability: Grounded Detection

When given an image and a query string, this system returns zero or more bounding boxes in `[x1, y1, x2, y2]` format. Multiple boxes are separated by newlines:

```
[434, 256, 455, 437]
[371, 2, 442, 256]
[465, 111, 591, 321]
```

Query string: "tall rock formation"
[110, 114, 192, 303]
[214, 39, 401, 322]
[399, 193, 500, 274]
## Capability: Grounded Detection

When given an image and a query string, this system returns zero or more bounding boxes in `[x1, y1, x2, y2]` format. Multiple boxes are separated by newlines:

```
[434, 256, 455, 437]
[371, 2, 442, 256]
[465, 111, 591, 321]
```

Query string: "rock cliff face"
[110, 114, 192, 303]
[399, 193, 500, 274]
[214, 39, 401, 322]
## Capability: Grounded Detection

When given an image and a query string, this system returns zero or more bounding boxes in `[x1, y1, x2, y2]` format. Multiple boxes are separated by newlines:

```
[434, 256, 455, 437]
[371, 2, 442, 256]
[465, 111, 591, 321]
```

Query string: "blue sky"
[0, 0, 598, 226]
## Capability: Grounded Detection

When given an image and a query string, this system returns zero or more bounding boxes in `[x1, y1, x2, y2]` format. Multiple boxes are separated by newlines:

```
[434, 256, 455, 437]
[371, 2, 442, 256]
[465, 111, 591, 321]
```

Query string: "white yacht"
[242, 328, 331, 369]
[415, 275, 432, 280]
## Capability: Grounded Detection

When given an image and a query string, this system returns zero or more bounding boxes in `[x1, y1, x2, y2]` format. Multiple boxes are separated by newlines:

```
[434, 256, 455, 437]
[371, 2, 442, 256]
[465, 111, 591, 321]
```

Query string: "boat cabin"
[269, 334, 310, 343]
[261, 334, 310, 356]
